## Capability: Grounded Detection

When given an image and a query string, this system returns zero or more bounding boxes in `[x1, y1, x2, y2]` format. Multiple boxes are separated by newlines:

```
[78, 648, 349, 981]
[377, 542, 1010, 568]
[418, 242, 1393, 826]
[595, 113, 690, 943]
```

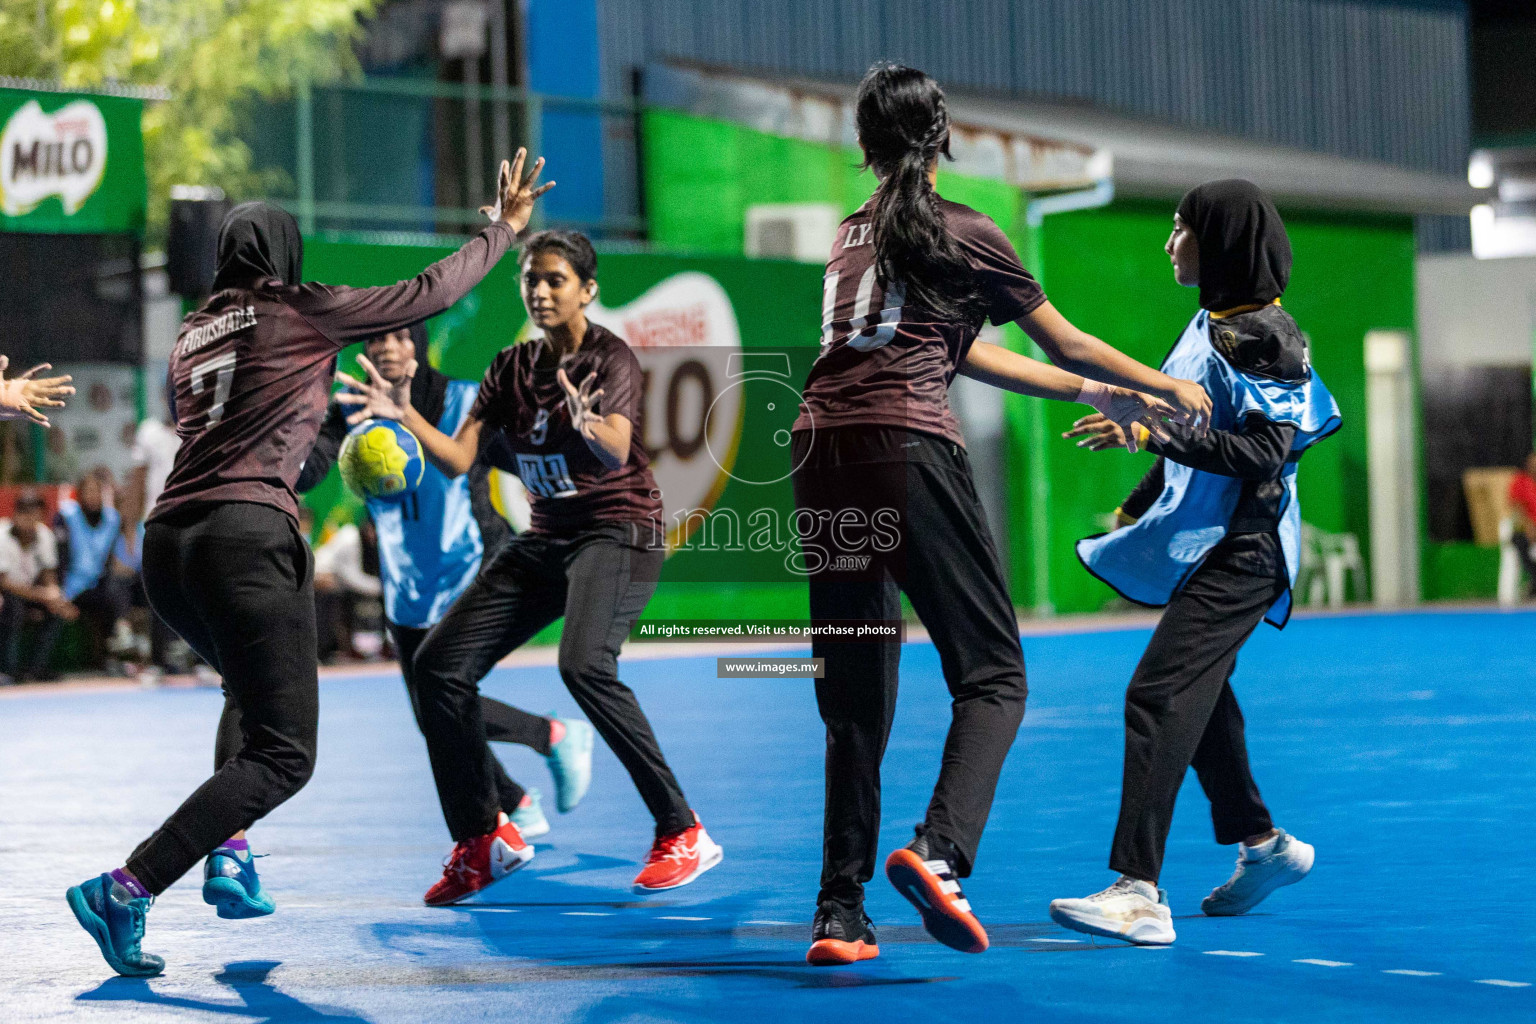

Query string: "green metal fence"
[251, 76, 645, 242]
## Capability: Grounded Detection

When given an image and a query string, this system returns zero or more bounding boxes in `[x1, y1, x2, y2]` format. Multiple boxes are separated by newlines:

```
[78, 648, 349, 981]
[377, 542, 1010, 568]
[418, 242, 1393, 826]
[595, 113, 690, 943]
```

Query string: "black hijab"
[211, 201, 303, 292]
[1176, 179, 1291, 313]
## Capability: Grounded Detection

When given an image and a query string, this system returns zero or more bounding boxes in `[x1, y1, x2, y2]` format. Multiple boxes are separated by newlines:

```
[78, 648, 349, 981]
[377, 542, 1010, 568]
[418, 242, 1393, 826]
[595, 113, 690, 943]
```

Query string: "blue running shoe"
[546, 717, 594, 813]
[203, 844, 276, 919]
[510, 787, 551, 839]
[66, 873, 164, 977]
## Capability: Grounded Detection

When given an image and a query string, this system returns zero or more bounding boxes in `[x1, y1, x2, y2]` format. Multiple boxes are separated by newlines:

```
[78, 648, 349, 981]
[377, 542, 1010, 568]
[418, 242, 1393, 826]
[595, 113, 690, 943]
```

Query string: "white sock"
[1120, 876, 1159, 900]
[1242, 831, 1281, 860]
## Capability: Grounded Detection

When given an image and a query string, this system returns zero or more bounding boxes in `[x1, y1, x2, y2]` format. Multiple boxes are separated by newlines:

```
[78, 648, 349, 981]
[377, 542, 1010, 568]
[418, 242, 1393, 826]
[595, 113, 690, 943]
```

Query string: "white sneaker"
[1202, 829, 1314, 916]
[1049, 876, 1176, 945]
[509, 788, 551, 840]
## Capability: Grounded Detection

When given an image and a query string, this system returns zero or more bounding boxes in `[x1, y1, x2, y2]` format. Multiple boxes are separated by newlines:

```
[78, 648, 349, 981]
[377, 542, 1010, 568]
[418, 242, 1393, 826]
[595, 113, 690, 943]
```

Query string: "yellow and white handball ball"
[338, 419, 426, 502]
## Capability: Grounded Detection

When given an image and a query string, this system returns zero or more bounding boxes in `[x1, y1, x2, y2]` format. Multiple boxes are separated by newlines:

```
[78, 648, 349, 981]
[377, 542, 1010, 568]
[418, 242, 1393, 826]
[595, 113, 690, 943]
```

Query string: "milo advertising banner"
[0, 88, 146, 234]
[303, 240, 826, 612]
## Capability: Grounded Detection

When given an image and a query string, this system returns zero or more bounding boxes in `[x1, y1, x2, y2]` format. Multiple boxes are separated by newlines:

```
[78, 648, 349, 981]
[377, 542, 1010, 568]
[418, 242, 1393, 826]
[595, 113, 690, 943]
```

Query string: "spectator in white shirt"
[0, 488, 79, 683]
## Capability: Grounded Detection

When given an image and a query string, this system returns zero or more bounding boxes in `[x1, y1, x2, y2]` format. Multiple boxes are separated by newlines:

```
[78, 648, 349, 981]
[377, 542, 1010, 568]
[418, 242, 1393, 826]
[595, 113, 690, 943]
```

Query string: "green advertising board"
[0, 87, 146, 235]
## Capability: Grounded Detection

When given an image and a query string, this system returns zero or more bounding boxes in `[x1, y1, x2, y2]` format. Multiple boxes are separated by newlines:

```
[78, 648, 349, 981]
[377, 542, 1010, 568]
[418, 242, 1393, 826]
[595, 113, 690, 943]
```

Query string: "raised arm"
[1017, 301, 1211, 434]
[292, 151, 555, 344]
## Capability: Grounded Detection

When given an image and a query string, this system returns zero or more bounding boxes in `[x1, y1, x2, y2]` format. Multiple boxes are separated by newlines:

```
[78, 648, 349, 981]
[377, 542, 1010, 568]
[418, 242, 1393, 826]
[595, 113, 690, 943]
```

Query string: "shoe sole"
[202, 877, 276, 920]
[884, 849, 989, 953]
[424, 847, 535, 907]
[630, 842, 724, 894]
[66, 886, 163, 977]
[1202, 843, 1315, 917]
[807, 939, 880, 965]
[551, 722, 595, 814]
[1047, 903, 1175, 946]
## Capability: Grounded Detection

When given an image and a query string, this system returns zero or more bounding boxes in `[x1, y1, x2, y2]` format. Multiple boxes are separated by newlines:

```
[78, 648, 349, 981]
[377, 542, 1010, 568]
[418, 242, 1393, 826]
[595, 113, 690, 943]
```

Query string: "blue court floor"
[2, 609, 1531, 1023]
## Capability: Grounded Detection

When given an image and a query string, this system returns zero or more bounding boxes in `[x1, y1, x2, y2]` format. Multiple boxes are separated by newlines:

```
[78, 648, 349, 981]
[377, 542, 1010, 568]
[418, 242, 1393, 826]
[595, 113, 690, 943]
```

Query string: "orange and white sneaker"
[423, 817, 534, 906]
[884, 834, 988, 953]
[631, 812, 723, 893]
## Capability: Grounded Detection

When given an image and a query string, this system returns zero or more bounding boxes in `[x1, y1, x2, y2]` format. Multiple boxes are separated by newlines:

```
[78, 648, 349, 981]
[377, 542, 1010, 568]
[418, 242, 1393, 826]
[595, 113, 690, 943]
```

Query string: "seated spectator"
[54, 470, 135, 669]
[1509, 453, 1536, 598]
[313, 515, 382, 663]
[0, 489, 79, 682]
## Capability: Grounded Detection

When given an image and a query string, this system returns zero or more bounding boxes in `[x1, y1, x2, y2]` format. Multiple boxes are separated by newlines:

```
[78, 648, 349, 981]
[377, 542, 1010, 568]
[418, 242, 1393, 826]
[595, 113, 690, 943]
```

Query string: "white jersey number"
[189, 351, 238, 426]
[819, 267, 905, 358]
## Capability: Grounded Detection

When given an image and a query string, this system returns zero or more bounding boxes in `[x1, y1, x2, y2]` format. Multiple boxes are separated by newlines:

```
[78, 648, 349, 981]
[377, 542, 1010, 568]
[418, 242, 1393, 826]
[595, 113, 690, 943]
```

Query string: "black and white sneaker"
[884, 834, 988, 953]
[806, 901, 880, 965]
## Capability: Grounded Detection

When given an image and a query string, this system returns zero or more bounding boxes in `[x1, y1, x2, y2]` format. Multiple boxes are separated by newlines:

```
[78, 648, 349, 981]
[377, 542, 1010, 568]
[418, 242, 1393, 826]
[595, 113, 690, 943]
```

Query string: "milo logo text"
[0, 99, 108, 217]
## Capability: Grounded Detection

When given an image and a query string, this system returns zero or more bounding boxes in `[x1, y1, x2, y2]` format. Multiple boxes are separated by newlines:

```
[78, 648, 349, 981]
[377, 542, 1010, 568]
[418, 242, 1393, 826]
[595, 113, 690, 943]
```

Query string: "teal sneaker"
[66, 873, 165, 977]
[547, 717, 594, 813]
[510, 787, 551, 839]
[203, 844, 276, 919]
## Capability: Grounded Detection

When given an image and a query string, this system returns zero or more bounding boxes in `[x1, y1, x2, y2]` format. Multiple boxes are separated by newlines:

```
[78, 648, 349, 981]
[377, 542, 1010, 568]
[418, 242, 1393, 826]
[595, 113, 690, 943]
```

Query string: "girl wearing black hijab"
[66, 153, 553, 978]
[1049, 180, 1340, 946]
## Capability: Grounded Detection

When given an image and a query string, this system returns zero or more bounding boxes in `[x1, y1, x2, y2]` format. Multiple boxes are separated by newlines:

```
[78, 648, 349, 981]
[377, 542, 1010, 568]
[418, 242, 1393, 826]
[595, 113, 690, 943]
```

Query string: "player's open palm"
[482, 148, 556, 234]
[337, 354, 415, 427]
[0, 355, 73, 427]
[557, 368, 605, 440]
[1096, 387, 1174, 454]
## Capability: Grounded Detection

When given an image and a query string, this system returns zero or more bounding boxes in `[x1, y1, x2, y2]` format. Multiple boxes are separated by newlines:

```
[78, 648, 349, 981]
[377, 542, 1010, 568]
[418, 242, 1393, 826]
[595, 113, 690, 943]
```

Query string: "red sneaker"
[631, 813, 723, 893]
[423, 820, 533, 906]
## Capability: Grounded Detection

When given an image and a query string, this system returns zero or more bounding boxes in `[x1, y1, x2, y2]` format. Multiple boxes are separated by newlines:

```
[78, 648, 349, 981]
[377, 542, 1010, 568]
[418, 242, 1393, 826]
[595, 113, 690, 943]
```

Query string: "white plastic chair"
[1497, 518, 1527, 607]
[1297, 523, 1329, 608]
[1320, 532, 1365, 608]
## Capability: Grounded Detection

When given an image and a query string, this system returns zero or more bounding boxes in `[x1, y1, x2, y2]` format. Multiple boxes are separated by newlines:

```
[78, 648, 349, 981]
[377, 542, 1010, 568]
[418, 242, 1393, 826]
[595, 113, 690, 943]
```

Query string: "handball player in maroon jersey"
[65, 151, 553, 977]
[339, 229, 721, 905]
[793, 63, 1211, 965]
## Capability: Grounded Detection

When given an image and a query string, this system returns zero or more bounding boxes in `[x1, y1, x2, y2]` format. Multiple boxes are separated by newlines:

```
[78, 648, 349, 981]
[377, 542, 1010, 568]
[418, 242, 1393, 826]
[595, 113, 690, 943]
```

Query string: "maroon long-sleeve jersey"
[153, 222, 518, 525]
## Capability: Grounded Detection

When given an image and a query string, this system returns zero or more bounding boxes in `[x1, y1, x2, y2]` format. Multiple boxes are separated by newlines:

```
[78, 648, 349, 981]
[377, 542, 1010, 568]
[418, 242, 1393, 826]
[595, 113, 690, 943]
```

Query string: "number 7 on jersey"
[190, 351, 238, 425]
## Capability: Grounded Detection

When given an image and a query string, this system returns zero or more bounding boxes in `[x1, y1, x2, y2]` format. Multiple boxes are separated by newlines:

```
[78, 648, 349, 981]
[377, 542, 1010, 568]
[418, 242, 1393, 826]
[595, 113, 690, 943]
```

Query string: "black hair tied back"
[855, 62, 982, 324]
[520, 228, 598, 282]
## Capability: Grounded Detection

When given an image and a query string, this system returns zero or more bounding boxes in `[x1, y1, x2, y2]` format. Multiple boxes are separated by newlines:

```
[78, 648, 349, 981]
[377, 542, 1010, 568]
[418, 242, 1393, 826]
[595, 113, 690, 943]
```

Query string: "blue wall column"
[524, 0, 604, 229]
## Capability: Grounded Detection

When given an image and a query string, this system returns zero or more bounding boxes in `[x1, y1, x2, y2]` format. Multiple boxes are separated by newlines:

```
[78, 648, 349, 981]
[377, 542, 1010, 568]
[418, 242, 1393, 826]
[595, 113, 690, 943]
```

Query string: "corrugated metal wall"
[598, 0, 1469, 177]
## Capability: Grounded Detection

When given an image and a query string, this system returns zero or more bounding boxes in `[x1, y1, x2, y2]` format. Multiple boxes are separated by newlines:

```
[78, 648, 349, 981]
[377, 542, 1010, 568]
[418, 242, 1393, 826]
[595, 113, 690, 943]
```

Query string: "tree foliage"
[1, 0, 378, 242]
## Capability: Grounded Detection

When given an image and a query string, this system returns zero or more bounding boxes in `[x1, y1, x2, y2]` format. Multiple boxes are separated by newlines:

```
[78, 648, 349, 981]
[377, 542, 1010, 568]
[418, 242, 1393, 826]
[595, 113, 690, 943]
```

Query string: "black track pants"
[791, 426, 1028, 909]
[410, 523, 690, 842]
[1109, 532, 1280, 884]
[388, 620, 552, 813]
[130, 502, 318, 894]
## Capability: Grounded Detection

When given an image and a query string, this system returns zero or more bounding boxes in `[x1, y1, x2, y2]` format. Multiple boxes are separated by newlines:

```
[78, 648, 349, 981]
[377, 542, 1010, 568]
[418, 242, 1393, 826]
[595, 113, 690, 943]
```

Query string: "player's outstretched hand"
[1065, 399, 1172, 454]
[336, 354, 415, 427]
[1079, 386, 1174, 454]
[557, 367, 605, 440]
[0, 355, 74, 427]
[1161, 377, 1211, 437]
[481, 149, 556, 234]
[1065, 413, 1130, 452]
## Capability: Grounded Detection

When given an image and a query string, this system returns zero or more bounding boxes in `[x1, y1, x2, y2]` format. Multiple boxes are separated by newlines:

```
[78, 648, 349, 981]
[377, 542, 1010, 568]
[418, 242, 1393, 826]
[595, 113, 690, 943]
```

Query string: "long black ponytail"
[855, 62, 983, 325]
